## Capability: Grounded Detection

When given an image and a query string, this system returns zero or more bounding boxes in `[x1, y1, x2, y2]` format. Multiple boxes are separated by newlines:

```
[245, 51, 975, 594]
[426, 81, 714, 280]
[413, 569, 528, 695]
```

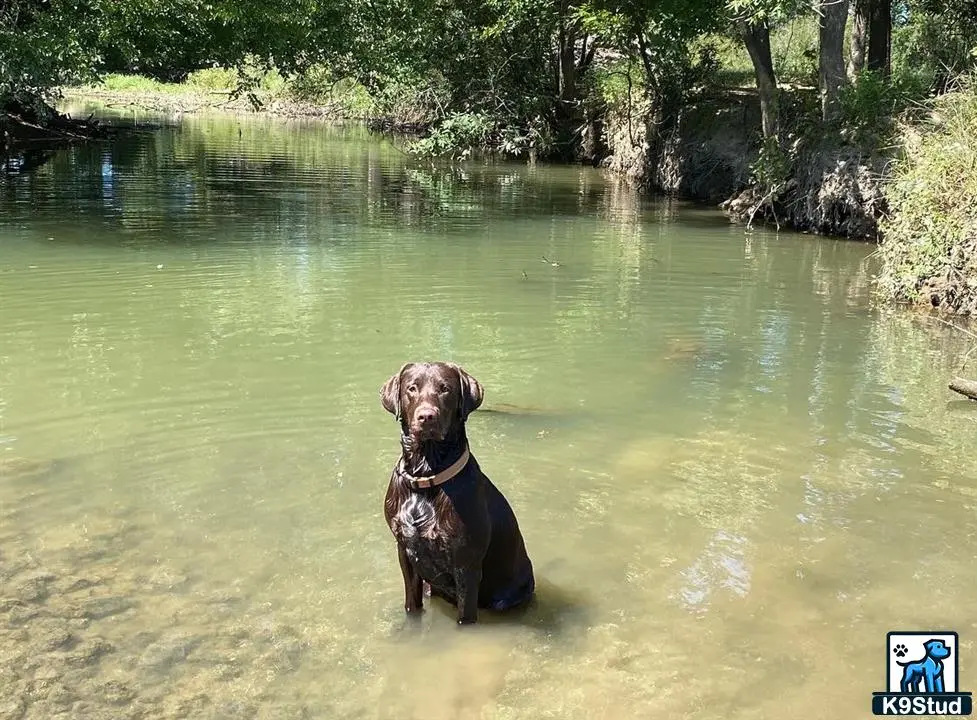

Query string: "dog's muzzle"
[410, 406, 445, 440]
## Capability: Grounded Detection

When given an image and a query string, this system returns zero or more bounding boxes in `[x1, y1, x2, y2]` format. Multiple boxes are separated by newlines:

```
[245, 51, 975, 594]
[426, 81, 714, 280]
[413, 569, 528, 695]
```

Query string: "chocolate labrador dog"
[379, 361, 535, 625]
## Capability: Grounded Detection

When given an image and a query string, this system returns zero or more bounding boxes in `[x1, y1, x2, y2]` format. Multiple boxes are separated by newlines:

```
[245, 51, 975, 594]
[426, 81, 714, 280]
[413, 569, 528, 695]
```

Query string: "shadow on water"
[0, 454, 77, 485]
[474, 404, 578, 425]
[389, 571, 594, 640]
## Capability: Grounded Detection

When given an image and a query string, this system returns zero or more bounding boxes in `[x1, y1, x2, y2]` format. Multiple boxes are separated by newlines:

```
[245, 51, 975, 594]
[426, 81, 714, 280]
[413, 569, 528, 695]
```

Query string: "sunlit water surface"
[2, 104, 977, 720]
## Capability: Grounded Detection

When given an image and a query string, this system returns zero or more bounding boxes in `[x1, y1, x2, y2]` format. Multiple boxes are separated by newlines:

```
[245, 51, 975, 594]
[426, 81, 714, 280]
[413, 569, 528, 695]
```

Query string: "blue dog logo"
[898, 639, 951, 694]
[873, 631, 973, 716]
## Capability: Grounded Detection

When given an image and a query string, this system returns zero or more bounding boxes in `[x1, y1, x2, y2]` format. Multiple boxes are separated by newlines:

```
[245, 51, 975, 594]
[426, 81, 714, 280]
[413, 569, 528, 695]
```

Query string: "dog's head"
[924, 639, 951, 660]
[380, 362, 484, 442]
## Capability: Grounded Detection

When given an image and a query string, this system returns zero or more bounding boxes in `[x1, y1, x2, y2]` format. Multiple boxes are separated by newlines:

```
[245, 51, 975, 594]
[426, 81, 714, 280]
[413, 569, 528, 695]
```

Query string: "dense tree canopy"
[2, 0, 976, 159]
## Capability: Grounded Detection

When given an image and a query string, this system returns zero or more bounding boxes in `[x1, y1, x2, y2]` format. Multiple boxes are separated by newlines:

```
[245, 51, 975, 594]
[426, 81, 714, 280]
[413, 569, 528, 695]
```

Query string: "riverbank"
[598, 85, 887, 242]
[1, 100, 112, 171]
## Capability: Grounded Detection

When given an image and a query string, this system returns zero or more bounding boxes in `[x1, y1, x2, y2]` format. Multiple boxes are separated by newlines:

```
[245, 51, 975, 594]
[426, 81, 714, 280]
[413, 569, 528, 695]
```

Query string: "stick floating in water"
[949, 377, 977, 401]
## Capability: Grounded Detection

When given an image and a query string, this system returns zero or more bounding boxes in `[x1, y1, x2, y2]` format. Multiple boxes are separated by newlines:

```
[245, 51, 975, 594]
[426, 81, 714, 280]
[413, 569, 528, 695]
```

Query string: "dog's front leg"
[397, 543, 424, 613]
[453, 565, 481, 625]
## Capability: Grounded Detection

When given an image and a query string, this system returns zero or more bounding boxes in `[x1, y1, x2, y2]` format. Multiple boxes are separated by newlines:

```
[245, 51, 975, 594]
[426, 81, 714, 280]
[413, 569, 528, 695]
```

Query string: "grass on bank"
[877, 78, 977, 315]
[70, 66, 441, 125]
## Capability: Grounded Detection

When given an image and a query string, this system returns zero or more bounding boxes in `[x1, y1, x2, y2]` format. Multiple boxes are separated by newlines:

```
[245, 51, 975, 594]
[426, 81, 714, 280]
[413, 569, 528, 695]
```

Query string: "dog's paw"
[893, 644, 909, 658]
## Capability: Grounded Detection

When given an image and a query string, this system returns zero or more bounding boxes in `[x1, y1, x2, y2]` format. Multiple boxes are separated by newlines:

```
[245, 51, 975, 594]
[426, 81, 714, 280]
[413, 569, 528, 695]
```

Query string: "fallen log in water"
[949, 377, 977, 401]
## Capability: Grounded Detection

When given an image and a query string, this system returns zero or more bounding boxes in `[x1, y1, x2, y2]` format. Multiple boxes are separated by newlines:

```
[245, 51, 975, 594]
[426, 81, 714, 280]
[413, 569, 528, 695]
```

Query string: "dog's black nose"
[416, 408, 437, 426]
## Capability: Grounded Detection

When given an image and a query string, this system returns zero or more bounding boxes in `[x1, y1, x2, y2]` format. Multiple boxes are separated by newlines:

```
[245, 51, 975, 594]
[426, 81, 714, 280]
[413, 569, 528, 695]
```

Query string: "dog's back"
[478, 470, 535, 610]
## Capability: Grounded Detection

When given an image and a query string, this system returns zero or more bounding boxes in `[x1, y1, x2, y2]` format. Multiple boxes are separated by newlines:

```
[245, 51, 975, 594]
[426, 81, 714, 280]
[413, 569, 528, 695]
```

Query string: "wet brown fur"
[379, 361, 535, 624]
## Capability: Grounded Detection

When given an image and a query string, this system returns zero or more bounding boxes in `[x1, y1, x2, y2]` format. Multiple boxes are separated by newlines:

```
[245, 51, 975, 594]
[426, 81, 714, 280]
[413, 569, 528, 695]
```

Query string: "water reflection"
[8, 108, 679, 244]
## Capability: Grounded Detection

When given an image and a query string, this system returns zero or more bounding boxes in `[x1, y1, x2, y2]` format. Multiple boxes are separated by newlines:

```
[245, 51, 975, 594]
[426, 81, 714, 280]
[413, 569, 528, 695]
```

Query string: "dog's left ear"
[380, 363, 413, 421]
[448, 363, 484, 421]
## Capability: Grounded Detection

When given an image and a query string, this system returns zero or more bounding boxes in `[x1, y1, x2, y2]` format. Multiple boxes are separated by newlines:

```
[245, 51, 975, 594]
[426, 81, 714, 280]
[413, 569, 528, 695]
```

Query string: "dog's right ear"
[380, 363, 413, 420]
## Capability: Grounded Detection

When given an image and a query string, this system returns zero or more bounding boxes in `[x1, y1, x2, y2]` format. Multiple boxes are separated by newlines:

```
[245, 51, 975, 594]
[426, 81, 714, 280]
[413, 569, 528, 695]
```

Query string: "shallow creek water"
[1, 105, 977, 719]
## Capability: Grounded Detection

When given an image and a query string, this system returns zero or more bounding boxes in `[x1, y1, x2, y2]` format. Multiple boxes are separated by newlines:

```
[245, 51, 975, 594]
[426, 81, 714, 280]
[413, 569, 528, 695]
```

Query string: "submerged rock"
[5, 605, 41, 627]
[29, 663, 62, 690]
[138, 632, 202, 670]
[95, 680, 136, 706]
[69, 596, 133, 621]
[206, 700, 258, 720]
[10, 576, 53, 604]
[54, 576, 104, 595]
[62, 638, 113, 667]
[0, 697, 26, 720]
[29, 619, 75, 651]
[140, 567, 189, 593]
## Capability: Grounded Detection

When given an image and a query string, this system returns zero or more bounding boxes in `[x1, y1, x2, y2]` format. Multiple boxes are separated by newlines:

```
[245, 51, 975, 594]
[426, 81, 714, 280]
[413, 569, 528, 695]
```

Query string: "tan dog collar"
[397, 447, 471, 489]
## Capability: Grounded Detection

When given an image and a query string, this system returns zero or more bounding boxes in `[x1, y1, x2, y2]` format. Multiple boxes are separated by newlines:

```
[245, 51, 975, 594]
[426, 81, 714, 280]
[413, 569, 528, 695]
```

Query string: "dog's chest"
[392, 493, 445, 542]
[403, 531, 456, 590]
[393, 493, 457, 560]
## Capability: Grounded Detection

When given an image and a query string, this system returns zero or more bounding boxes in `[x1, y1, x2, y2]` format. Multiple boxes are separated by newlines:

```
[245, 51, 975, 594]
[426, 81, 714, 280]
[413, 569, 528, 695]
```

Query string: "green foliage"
[770, 14, 818, 85]
[2, 0, 348, 108]
[286, 65, 342, 105]
[91, 64, 279, 96]
[406, 111, 494, 159]
[370, 73, 453, 127]
[749, 134, 790, 195]
[95, 74, 177, 93]
[5, 0, 967, 180]
[0, 0, 746, 161]
[189, 68, 243, 91]
[694, 34, 756, 85]
[590, 59, 646, 108]
[838, 69, 927, 144]
[597, 0, 727, 90]
[700, 13, 819, 88]
[1, 0, 104, 103]
[288, 74, 377, 118]
[725, 0, 808, 27]
[892, 0, 977, 93]
[877, 80, 977, 314]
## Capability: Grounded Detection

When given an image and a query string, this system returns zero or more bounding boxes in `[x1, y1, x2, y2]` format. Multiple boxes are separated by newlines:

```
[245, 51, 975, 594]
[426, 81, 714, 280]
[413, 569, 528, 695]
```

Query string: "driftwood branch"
[949, 377, 977, 401]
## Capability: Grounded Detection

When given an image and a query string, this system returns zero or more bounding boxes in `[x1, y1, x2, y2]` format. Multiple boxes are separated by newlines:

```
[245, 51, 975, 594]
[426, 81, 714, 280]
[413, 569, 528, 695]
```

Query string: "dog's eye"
[406, 384, 418, 394]
[438, 384, 449, 394]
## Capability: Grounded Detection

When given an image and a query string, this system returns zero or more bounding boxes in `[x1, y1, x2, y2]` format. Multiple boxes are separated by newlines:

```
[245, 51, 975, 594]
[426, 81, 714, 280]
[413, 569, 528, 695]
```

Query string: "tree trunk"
[867, 0, 891, 78]
[553, 20, 580, 161]
[557, 25, 577, 105]
[818, 0, 850, 122]
[739, 20, 779, 139]
[848, 0, 869, 78]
